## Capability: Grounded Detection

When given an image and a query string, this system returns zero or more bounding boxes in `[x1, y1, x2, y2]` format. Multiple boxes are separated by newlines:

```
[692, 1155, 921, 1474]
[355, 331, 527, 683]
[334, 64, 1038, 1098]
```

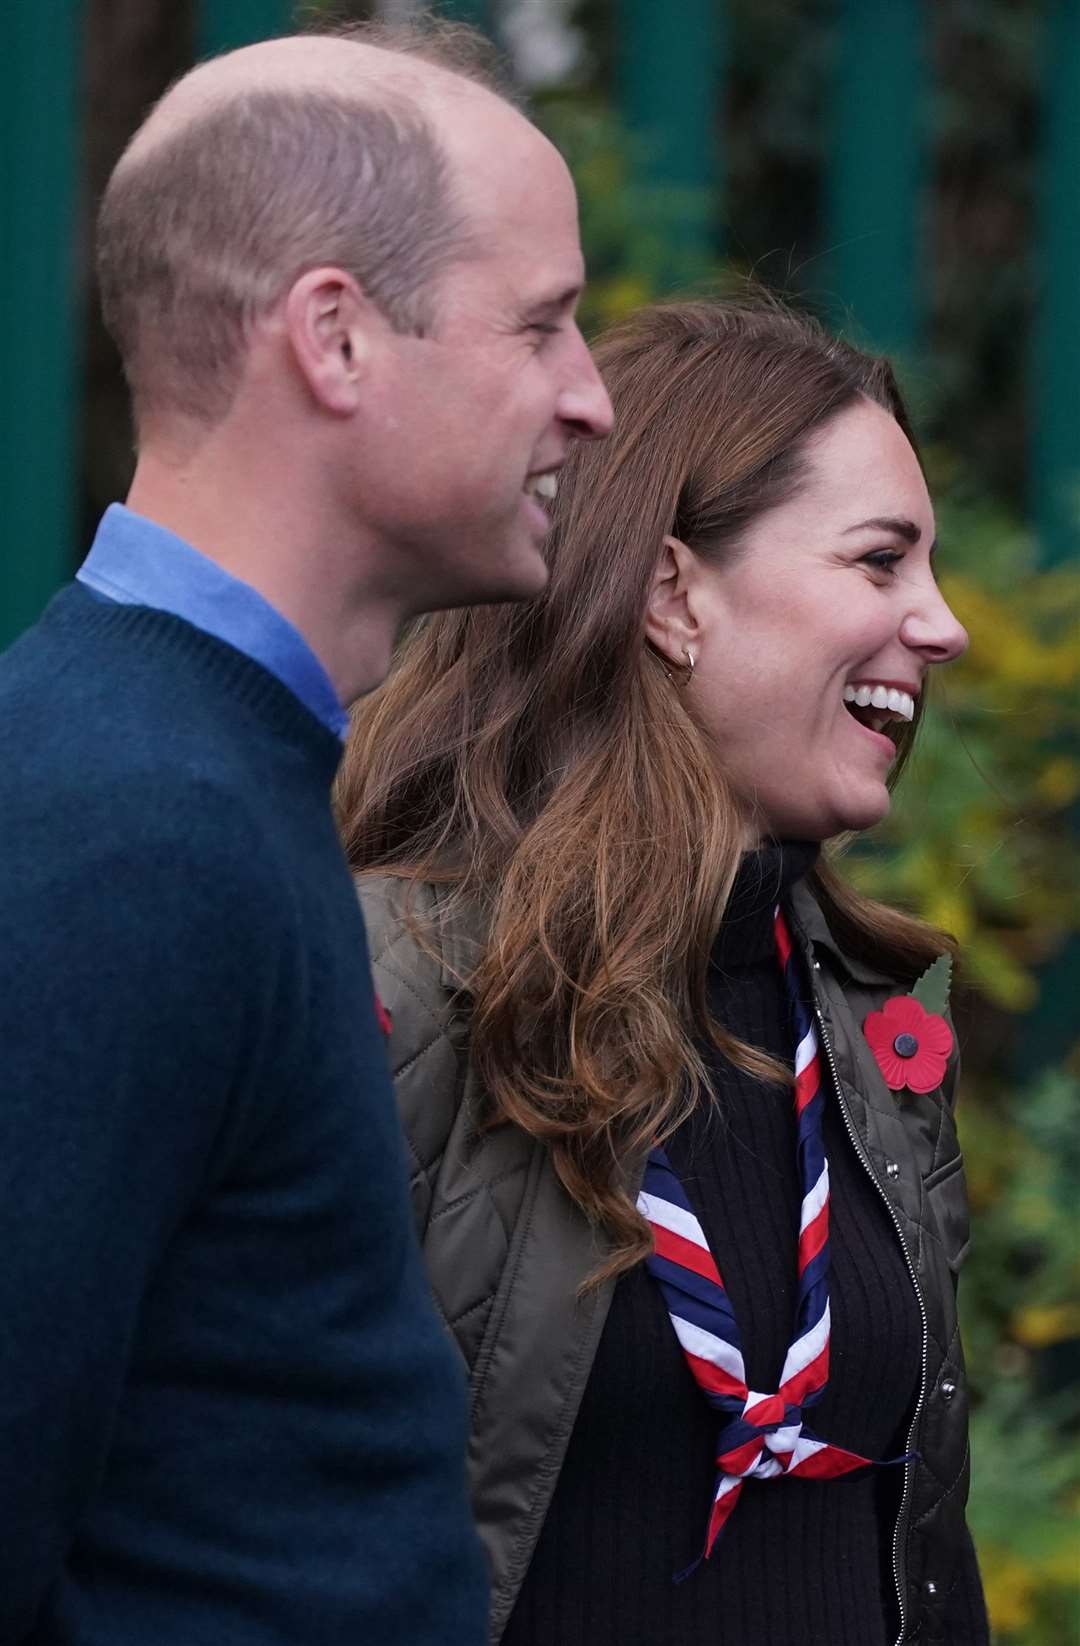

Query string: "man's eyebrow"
[843, 515, 922, 544]
[521, 284, 583, 321]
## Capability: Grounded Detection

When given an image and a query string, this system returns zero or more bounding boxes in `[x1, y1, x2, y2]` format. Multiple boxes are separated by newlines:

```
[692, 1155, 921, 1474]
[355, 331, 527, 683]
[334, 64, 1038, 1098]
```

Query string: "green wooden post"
[1021, 8, 1080, 1072]
[823, 0, 923, 354]
[0, 0, 83, 649]
[435, 0, 494, 32]
[197, 0, 298, 59]
[614, 0, 725, 290]
[1031, 1, 1080, 563]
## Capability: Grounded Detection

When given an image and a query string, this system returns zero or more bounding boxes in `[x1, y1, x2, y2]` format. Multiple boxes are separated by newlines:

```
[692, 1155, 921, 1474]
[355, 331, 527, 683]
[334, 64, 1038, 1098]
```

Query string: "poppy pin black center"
[893, 1032, 919, 1059]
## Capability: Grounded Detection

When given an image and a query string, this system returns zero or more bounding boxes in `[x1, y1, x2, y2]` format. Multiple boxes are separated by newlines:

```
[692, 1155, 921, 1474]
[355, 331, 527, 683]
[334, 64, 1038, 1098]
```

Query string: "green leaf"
[911, 952, 952, 1016]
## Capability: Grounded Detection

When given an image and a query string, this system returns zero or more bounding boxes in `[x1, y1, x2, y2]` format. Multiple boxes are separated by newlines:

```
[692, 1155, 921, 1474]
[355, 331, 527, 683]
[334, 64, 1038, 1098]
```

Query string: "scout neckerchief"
[637, 905, 904, 1571]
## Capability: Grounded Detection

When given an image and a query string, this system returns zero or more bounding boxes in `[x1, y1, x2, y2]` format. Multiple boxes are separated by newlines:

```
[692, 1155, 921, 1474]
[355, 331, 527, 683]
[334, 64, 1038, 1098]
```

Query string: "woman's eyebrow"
[842, 515, 922, 543]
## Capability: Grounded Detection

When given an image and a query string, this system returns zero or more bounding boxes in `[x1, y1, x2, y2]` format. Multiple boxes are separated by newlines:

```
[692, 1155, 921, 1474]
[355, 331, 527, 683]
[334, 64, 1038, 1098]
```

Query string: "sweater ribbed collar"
[710, 842, 820, 969]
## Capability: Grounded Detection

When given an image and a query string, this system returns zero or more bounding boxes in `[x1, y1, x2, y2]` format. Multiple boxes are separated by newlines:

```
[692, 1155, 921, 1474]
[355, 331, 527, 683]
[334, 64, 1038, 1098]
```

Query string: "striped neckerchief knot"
[637, 905, 906, 1575]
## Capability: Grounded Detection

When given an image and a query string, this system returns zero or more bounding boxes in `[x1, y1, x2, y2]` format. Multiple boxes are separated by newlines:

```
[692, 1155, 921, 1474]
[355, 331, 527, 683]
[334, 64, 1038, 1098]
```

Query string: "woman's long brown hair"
[337, 296, 953, 1281]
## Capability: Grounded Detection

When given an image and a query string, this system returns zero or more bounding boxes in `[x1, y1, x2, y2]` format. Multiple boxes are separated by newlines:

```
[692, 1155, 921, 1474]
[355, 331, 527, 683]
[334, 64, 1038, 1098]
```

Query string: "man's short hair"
[96, 20, 516, 431]
[328, 16, 517, 100]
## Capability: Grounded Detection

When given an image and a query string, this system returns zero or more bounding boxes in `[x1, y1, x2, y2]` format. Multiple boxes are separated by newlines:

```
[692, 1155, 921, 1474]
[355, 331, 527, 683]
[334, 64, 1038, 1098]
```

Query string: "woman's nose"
[900, 583, 969, 664]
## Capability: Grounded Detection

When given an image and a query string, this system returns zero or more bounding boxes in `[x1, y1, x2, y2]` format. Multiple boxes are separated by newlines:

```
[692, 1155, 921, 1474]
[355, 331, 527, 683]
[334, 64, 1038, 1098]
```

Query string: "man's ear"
[283, 266, 373, 416]
[643, 534, 704, 667]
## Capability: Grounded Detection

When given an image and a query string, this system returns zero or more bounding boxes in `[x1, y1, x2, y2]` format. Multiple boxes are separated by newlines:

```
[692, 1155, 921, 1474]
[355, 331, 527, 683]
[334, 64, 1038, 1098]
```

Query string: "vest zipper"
[809, 987, 929, 1646]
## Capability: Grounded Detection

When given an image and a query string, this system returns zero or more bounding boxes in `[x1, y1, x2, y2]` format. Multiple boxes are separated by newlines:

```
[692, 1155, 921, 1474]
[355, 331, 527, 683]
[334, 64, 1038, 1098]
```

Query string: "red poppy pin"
[373, 989, 393, 1037]
[863, 953, 953, 1096]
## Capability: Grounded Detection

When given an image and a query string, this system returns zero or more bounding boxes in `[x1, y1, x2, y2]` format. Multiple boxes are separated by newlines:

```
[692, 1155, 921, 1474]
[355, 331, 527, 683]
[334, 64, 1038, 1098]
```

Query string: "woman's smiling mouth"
[842, 679, 918, 739]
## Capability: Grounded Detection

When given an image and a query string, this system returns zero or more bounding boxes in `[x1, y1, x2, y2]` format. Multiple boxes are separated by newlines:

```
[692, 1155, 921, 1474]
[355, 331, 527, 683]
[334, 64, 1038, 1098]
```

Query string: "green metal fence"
[198, 0, 296, 57]
[0, 0, 82, 647]
[615, 0, 726, 286]
[1, 0, 1077, 651]
[824, 0, 922, 357]
[1032, 2, 1080, 567]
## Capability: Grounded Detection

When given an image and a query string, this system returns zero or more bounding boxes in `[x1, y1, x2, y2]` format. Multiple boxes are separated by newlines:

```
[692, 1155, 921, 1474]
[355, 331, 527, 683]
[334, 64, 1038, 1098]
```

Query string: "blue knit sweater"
[0, 585, 487, 1644]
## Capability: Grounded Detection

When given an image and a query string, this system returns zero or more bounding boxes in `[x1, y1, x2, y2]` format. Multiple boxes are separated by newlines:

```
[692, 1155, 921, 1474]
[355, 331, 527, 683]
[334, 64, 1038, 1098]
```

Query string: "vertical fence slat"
[615, 0, 725, 289]
[823, 0, 923, 354]
[1021, 8, 1080, 1074]
[0, 0, 83, 649]
[1031, 2, 1080, 564]
[197, 0, 298, 59]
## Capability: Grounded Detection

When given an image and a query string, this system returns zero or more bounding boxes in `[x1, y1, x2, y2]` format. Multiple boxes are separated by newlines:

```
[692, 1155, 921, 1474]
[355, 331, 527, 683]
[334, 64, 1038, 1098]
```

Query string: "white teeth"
[870, 714, 889, 732]
[530, 472, 557, 501]
[843, 683, 917, 723]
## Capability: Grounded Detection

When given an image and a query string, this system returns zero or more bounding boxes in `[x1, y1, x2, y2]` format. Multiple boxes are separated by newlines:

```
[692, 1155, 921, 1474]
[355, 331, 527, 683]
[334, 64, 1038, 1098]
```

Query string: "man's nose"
[559, 333, 614, 441]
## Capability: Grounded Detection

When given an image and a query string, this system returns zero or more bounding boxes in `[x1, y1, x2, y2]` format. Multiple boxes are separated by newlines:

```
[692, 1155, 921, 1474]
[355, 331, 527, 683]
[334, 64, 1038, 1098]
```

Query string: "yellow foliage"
[978, 1536, 1080, 1640]
[588, 275, 652, 324]
[942, 580, 1041, 681]
[1036, 756, 1080, 807]
[1013, 1302, 1080, 1348]
[963, 933, 1040, 1012]
[923, 886, 975, 946]
[981, 1547, 1036, 1633]
[941, 573, 1080, 691]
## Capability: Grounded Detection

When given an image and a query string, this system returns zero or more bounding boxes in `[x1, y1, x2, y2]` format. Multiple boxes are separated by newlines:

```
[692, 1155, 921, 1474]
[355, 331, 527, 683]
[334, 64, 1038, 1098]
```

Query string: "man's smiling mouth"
[524, 471, 558, 502]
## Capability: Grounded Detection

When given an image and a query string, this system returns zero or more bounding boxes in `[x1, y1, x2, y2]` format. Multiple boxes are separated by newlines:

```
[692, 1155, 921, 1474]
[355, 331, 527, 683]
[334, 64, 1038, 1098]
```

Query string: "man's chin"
[472, 537, 551, 605]
[421, 553, 549, 616]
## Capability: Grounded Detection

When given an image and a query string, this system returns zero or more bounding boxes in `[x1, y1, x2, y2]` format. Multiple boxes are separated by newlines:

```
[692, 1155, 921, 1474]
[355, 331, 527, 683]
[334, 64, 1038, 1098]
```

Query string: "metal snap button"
[885, 1160, 900, 1180]
[924, 1579, 939, 1597]
[941, 1380, 957, 1401]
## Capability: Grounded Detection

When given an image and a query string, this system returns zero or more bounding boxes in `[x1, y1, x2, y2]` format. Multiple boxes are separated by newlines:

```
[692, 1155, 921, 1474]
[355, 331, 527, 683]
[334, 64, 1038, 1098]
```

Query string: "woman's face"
[671, 398, 968, 842]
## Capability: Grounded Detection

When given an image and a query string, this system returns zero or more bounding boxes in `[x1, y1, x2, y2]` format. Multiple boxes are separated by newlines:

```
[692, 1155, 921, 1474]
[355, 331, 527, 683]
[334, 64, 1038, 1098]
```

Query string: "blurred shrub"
[960, 1066, 1080, 1645]
[548, 0, 1044, 512]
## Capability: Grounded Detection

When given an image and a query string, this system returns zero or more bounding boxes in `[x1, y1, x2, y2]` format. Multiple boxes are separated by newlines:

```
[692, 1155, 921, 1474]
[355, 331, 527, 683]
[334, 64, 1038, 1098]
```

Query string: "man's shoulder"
[4, 715, 269, 842]
[1, 624, 276, 844]
[1, 729, 290, 958]
[1, 601, 223, 754]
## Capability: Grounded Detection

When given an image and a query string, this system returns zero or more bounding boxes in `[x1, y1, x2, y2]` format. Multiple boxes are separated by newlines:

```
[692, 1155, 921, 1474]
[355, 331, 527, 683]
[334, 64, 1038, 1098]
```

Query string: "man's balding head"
[97, 25, 523, 430]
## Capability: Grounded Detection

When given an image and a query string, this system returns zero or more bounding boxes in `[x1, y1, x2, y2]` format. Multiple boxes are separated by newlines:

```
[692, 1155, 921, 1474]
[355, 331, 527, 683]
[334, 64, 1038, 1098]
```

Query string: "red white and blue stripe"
[637, 906, 887, 1567]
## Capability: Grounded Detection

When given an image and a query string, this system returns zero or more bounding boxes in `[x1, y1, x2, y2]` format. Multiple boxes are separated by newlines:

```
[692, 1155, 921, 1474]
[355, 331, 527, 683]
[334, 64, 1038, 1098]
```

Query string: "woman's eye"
[862, 549, 903, 576]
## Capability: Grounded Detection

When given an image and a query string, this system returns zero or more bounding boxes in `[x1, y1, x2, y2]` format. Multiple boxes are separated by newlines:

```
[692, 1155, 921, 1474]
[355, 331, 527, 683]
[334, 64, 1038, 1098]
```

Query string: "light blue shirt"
[77, 504, 349, 740]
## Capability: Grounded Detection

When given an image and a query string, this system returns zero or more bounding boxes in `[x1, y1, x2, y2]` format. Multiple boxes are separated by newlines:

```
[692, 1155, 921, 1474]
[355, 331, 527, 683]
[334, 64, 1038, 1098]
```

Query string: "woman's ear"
[644, 535, 703, 668]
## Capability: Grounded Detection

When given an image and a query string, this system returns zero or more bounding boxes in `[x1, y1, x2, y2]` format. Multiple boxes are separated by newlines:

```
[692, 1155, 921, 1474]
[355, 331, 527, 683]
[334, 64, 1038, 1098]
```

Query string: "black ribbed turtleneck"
[503, 844, 984, 1646]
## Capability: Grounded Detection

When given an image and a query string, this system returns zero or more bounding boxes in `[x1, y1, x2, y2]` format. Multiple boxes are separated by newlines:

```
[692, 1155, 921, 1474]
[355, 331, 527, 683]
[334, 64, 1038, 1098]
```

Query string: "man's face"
[357, 101, 613, 613]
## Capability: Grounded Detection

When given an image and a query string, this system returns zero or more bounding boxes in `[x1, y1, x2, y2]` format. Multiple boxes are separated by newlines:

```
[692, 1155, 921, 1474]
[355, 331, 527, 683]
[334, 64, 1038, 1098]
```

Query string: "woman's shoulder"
[358, 872, 439, 966]
[356, 875, 454, 1044]
[355, 875, 488, 1092]
[355, 874, 484, 1219]
[357, 873, 487, 995]
[788, 875, 927, 992]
